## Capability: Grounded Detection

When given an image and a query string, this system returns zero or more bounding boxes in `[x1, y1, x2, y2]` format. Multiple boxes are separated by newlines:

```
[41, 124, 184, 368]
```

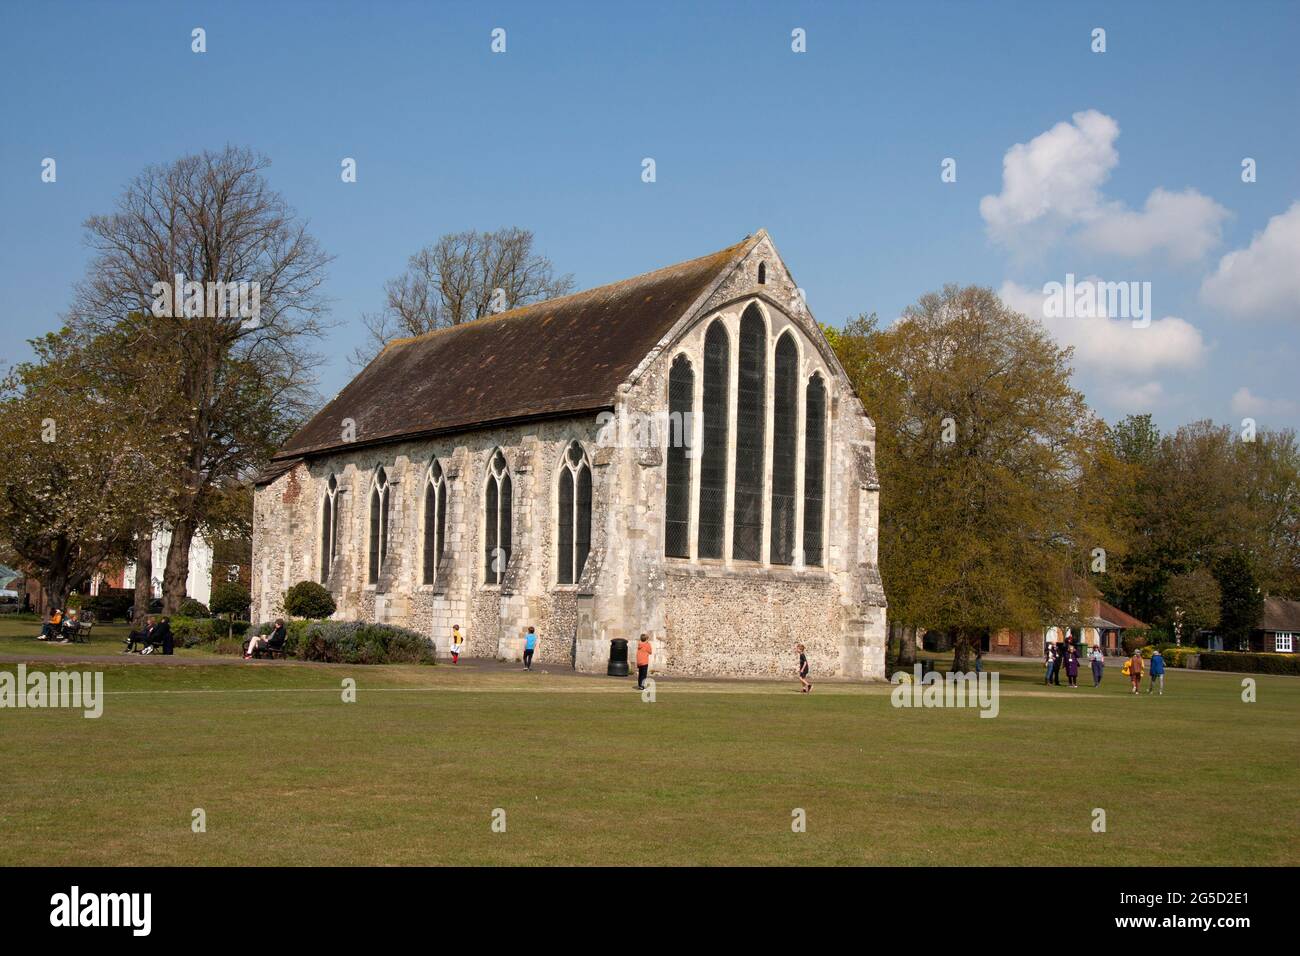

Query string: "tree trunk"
[161, 518, 195, 614]
[950, 627, 977, 672]
[132, 528, 153, 623]
[898, 624, 917, 667]
[42, 569, 70, 617]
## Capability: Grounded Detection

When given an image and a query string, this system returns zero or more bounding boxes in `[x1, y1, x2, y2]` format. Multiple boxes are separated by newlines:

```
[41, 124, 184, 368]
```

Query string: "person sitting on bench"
[245, 619, 287, 659]
[38, 608, 62, 640]
[125, 616, 155, 653]
[59, 610, 83, 642]
[147, 616, 174, 655]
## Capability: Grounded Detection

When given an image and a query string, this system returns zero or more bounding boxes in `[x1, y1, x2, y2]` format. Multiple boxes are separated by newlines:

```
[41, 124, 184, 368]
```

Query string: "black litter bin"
[607, 638, 629, 676]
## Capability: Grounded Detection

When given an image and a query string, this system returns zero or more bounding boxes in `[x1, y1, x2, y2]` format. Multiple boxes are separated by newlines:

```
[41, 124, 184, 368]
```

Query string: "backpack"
[1121, 660, 1131, 676]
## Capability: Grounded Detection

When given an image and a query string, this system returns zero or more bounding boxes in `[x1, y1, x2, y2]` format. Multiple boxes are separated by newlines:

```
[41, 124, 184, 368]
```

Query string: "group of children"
[447, 624, 660, 691]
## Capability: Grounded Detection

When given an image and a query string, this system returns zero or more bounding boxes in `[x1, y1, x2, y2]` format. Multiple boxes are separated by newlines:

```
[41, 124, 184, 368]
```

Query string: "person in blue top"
[522, 626, 538, 671]
[1147, 648, 1166, 695]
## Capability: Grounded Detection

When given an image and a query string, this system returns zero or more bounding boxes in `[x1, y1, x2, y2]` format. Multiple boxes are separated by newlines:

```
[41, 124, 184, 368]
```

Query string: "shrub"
[250, 619, 433, 664]
[1121, 632, 1149, 656]
[1197, 651, 1300, 676]
[1160, 646, 1201, 668]
[214, 637, 245, 656]
[178, 598, 210, 618]
[82, 594, 133, 622]
[170, 616, 217, 647]
[283, 581, 336, 620]
[210, 581, 251, 620]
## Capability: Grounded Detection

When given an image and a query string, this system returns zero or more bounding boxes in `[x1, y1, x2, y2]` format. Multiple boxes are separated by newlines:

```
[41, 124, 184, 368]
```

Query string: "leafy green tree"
[0, 331, 166, 610]
[1215, 551, 1264, 651]
[1165, 568, 1221, 644]
[210, 580, 252, 639]
[832, 286, 1107, 671]
[283, 580, 336, 620]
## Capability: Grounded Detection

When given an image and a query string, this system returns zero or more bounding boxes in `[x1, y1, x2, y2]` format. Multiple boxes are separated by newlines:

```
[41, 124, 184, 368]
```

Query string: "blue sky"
[2, 0, 1297, 431]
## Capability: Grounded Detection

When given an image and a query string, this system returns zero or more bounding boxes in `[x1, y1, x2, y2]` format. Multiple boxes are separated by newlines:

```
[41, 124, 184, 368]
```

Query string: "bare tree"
[352, 227, 573, 367]
[66, 146, 332, 613]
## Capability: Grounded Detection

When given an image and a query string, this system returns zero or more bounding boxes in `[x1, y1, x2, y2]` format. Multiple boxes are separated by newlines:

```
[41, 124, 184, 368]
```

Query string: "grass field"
[0, 616, 224, 659]
[1, 617, 1297, 866]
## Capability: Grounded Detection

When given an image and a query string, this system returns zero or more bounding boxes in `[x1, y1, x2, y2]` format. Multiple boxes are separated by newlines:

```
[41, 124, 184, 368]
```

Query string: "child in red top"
[635, 634, 653, 690]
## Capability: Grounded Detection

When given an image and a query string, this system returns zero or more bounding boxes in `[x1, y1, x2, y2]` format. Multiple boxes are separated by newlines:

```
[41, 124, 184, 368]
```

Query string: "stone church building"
[252, 230, 887, 679]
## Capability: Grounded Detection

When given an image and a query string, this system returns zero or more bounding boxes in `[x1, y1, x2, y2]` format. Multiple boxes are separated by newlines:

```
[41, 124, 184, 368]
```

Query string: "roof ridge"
[380, 235, 754, 352]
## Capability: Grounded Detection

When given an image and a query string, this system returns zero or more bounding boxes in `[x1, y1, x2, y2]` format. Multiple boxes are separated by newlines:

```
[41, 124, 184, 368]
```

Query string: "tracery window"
[557, 441, 592, 584]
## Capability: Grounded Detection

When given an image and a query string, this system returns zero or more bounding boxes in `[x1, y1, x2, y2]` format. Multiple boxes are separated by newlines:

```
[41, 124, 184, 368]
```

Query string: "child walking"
[796, 643, 813, 693]
[523, 626, 537, 670]
[450, 624, 464, 664]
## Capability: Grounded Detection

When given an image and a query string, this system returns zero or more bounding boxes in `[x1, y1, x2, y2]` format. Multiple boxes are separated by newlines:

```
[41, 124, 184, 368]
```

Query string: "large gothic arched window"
[557, 441, 592, 584]
[803, 374, 827, 567]
[664, 354, 694, 558]
[698, 321, 730, 559]
[368, 467, 389, 584]
[484, 450, 512, 584]
[320, 474, 339, 583]
[422, 461, 447, 585]
[770, 333, 799, 565]
[732, 305, 767, 561]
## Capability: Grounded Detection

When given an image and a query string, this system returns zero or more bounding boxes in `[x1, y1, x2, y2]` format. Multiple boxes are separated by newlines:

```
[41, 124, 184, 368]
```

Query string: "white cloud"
[999, 279, 1208, 376]
[1230, 386, 1299, 418]
[1080, 188, 1229, 263]
[981, 111, 1229, 262]
[980, 110, 1118, 244]
[1112, 380, 1166, 408]
[1201, 201, 1300, 320]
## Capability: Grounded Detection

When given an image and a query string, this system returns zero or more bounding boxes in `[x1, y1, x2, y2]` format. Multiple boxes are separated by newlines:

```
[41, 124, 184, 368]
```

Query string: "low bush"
[1121, 632, 1149, 656]
[1160, 646, 1201, 668]
[169, 616, 249, 647]
[82, 594, 133, 622]
[1197, 651, 1300, 676]
[178, 598, 210, 618]
[214, 637, 245, 656]
[248, 619, 433, 664]
[170, 616, 217, 647]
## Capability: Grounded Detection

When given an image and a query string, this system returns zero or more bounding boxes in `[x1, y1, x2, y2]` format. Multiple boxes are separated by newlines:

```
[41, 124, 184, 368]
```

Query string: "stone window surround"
[366, 465, 391, 587]
[481, 448, 512, 589]
[551, 440, 593, 589]
[666, 297, 832, 572]
[420, 459, 448, 587]
[319, 473, 340, 584]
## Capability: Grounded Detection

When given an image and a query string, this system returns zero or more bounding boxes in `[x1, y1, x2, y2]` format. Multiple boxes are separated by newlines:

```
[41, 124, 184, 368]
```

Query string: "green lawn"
[0, 615, 224, 659]
[1, 635, 1296, 866]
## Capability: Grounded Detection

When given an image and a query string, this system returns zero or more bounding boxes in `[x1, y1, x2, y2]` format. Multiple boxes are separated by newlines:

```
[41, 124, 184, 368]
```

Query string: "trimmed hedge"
[1159, 646, 1201, 668]
[249, 619, 434, 664]
[1197, 651, 1300, 676]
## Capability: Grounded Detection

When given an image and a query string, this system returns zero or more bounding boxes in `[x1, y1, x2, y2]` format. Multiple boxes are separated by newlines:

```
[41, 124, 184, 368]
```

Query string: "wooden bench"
[243, 637, 289, 660]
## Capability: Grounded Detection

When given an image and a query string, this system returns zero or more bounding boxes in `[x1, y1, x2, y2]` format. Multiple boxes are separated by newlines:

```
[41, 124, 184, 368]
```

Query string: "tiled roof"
[272, 234, 758, 461]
